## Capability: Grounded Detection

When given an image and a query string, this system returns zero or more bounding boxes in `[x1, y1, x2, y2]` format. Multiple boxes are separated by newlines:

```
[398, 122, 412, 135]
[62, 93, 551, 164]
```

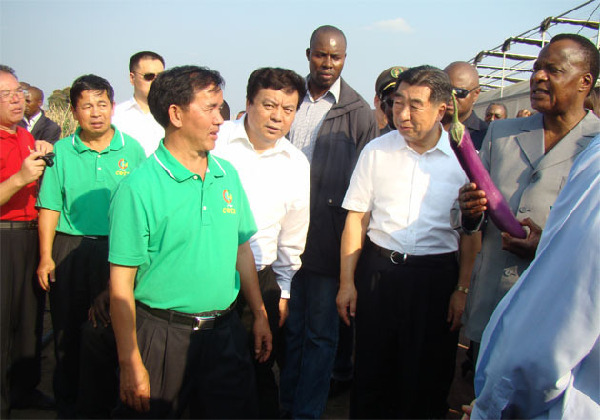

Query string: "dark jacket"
[465, 111, 488, 150]
[18, 111, 62, 143]
[301, 78, 378, 276]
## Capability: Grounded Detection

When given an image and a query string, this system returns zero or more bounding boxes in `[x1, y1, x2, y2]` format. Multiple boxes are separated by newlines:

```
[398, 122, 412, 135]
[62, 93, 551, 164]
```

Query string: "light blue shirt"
[472, 134, 600, 419]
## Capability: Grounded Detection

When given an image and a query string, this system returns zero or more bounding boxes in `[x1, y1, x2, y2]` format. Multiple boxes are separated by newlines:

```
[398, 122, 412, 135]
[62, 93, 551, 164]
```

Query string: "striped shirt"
[288, 77, 341, 163]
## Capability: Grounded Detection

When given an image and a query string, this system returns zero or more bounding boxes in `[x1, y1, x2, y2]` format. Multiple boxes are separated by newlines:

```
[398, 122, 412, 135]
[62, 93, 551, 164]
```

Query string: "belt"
[82, 236, 108, 240]
[136, 301, 234, 331]
[0, 220, 38, 230]
[56, 232, 108, 240]
[370, 242, 456, 265]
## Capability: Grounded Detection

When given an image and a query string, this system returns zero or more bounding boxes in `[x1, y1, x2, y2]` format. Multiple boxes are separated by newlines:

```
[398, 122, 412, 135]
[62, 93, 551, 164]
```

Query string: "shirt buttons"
[193, 175, 198, 180]
[202, 206, 207, 210]
[518, 206, 527, 213]
[97, 167, 102, 171]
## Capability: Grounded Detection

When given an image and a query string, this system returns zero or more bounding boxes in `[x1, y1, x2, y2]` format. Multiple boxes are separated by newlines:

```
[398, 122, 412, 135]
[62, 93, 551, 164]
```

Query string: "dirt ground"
[10, 302, 475, 419]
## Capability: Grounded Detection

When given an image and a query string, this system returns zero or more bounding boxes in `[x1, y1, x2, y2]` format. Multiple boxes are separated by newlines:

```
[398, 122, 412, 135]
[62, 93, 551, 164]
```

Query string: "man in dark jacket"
[279, 24, 378, 419]
[441, 61, 488, 150]
[19, 86, 61, 143]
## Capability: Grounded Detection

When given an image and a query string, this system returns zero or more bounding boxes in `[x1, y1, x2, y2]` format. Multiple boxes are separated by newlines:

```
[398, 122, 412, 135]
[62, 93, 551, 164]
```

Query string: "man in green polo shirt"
[108, 65, 272, 418]
[36, 74, 145, 417]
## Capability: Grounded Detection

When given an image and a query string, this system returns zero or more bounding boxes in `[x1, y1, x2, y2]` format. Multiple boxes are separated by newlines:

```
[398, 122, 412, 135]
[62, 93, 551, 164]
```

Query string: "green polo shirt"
[36, 126, 146, 236]
[108, 141, 257, 313]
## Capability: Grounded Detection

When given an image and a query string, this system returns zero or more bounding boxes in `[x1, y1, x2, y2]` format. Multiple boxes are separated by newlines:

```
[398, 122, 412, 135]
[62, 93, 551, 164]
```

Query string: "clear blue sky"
[1, 0, 597, 115]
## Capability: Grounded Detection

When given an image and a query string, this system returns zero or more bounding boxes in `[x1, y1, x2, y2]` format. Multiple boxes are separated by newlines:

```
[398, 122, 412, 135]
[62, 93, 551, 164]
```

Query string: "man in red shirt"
[0, 65, 54, 416]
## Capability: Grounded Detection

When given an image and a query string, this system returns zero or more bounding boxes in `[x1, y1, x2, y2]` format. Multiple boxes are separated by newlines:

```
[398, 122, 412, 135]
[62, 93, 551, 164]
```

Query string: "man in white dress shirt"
[336, 65, 480, 418]
[212, 67, 310, 418]
[113, 51, 165, 156]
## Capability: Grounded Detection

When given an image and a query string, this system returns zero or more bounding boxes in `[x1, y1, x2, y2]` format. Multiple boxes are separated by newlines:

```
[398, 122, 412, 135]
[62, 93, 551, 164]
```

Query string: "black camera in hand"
[37, 152, 55, 167]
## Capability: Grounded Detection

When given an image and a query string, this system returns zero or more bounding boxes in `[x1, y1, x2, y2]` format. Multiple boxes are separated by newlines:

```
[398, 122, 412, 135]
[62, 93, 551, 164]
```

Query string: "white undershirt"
[113, 97, 164, 157]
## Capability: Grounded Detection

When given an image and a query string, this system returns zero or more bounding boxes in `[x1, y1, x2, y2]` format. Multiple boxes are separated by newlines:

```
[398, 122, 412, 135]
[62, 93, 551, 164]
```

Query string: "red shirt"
[1, 127, 38, 221]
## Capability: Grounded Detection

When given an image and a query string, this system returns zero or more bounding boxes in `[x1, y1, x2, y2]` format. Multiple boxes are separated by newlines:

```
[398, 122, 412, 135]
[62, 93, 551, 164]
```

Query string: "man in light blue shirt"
[471, 134, 600, 419]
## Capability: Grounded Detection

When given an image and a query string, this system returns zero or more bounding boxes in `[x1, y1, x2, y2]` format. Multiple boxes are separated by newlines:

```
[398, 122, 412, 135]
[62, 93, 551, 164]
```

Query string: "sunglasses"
[134, 72, 159, 82]
[453, 87, 478, 99]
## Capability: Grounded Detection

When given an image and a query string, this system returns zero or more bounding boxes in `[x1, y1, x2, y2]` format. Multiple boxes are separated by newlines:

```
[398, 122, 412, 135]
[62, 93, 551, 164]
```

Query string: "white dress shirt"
[213, 119, 310, 298]
[23, 110, 42, 132]
[113, 97, 164, 157]
[473, 134, 600, 419]
[288, 77, 340, 163]
[342, 128, 468, 255]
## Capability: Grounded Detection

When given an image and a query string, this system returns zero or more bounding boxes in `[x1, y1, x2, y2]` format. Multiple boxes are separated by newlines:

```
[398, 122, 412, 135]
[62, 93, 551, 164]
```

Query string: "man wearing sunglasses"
[374, 66, 404, 135]
[442, 61, 488, 150]
[113, 51, 165, 156]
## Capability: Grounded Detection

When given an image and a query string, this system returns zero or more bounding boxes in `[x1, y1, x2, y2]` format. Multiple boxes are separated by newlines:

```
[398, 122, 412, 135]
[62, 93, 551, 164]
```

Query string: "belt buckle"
[390, 251, 407, 265]
[192, 316, 215, 331]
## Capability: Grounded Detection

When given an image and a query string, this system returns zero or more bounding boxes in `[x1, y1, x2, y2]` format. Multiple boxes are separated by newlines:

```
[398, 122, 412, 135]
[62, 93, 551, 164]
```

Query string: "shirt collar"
[433, 125, 453, 156]
[225, 117, 292, 157]
[152, 140, 226, 182]
[306, 75, 341, 103]
[24, 110, 42, 125]
[124, 97, 143, 112]
[71, 125, 125, 154]
[0, 128, 18, 139]
[397, 124, 452, 156]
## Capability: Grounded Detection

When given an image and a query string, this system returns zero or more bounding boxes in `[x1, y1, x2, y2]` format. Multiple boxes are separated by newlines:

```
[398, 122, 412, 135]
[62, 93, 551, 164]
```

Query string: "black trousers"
[76, 321, 118, 418]
[49, 233, 109, 418]
[236, 266, 282, 419]
[115, 305, 258, 419]
[351, 241, 459, 419]
[0, 227, 45, 415]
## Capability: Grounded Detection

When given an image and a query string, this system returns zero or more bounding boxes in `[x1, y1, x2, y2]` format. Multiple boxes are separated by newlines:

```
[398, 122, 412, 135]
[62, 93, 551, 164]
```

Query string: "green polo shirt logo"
[116, 158, 131, 176]
[223, 189, 236, 214]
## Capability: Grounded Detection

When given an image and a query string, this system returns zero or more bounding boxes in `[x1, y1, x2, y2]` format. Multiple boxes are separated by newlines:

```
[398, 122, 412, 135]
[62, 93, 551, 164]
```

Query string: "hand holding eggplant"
[501, 217, 542, 260]
[449, 94, 526, 239]
[459, 182, 487, 220]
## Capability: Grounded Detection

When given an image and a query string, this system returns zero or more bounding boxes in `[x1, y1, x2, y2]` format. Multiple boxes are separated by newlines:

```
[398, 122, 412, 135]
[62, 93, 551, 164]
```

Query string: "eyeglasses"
[453, 87, 479, 99]
[134, 72, 159, 82]
[0, 87, 25, 102]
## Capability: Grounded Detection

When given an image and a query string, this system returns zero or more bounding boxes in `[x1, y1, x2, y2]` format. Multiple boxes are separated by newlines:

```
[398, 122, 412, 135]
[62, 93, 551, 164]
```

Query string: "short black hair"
[129, 51, 165, 72]
[70, 74, 114, 108]
[220, 99, 231, 121]
[309, 25, 347, 49]
[486, 102, 507, 114]
[148, 65, 224, 129]
[246, 67, 307, 109]
[550, 33, 599, 89]
[396, 65, 453, 105]
[0, 64, 17, 78]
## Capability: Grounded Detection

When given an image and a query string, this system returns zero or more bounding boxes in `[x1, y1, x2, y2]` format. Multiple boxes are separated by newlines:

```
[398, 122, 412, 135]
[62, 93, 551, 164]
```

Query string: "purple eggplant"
[448, 94, 526, 239]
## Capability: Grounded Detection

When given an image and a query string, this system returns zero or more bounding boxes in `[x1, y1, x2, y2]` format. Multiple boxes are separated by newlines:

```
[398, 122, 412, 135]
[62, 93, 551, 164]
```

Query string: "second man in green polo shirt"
[36, 74, 146, 417]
